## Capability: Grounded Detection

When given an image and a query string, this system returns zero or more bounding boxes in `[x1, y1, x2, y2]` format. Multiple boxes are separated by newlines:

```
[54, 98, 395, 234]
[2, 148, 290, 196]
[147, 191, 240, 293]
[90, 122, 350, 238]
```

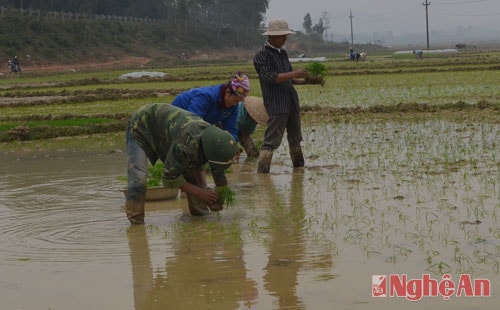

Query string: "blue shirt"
[172, 84, 239, 141]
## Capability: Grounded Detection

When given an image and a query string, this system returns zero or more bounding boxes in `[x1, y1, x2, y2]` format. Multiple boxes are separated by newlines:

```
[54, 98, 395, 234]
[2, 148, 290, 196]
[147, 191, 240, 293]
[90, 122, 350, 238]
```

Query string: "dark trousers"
[261, 112, 303, 151]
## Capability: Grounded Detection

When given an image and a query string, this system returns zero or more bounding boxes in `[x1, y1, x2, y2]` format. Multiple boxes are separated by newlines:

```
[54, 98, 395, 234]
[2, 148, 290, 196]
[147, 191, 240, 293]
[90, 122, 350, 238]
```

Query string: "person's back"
[236, 102, 257, 136]
[130, 103, 210, 165]
[171, 85, 225, 124]
[234, 97, 268, 160]
[125, 103, 238, 223]
[171, 72, 250, 141]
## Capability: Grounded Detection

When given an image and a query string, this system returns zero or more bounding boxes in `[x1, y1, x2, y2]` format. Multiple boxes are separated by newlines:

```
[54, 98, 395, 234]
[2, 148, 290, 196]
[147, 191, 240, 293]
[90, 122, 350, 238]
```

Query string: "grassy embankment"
[0, 51, 499, 153]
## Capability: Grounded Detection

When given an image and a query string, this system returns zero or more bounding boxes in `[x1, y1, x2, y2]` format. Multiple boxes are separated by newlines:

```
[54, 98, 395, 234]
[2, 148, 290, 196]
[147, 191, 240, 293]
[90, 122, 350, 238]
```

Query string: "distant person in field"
[349, 47, 356, 61]
[413, 49, 423, 59]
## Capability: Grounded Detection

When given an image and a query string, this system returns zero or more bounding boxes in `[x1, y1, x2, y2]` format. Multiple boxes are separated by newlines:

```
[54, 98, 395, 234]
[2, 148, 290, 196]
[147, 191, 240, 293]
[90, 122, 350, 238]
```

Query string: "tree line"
[2, 0, 269, 30]
[1, 0, 348, 63]
[4, 1, 330, 40]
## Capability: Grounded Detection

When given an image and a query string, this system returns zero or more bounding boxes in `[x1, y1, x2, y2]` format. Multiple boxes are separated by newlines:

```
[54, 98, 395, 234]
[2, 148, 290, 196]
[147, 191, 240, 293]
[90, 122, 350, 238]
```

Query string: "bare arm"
[275, 69, 308, 83]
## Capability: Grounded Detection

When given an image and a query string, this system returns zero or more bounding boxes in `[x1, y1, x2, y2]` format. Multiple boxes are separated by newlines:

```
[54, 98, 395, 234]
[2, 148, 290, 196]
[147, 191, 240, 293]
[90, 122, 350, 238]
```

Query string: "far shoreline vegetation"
[2, 2, 499, 67]
[1, 5, 396, 68]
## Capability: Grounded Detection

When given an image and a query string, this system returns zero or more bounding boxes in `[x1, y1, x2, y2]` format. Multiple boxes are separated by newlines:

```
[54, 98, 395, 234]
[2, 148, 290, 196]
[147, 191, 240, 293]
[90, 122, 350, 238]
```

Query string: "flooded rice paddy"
[1, 118, 499, 310]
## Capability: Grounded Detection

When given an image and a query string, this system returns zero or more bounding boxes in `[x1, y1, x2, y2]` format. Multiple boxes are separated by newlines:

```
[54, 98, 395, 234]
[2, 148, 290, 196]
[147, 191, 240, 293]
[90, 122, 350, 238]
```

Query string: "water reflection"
[1, 118, 499, 309]
[127, 220, 258, 309]
[262, 170, 307, 309]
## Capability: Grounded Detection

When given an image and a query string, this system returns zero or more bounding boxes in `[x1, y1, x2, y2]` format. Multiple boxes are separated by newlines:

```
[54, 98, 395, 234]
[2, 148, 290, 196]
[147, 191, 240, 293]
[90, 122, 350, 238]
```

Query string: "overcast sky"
[265, 0, 500, 36]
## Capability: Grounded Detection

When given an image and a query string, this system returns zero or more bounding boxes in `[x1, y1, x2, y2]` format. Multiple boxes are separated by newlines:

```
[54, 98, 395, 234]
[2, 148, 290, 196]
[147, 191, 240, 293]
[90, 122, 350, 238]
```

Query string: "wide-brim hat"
[262, 19, 296, 36]
[243, 96, 268, 126]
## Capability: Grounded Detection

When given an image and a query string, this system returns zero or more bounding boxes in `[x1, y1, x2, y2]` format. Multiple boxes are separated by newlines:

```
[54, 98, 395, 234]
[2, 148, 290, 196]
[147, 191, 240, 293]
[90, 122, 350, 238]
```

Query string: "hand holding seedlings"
[303, 62, 327, 86]
[208, 186, 235, 211]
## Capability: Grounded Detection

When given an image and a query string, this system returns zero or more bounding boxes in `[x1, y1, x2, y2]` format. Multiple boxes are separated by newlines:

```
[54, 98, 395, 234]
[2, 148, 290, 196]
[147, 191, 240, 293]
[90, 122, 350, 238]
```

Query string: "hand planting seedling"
[209, 186, 235, 211]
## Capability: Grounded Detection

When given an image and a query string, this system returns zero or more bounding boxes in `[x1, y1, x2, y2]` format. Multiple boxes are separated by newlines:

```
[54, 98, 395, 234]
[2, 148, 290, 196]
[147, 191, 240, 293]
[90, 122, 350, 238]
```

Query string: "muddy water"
[1, 119, 499, 310]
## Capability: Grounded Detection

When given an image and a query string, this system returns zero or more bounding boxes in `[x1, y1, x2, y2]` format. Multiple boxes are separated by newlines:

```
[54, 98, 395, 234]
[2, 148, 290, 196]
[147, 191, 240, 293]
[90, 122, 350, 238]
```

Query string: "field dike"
[1, 52, 499, 145]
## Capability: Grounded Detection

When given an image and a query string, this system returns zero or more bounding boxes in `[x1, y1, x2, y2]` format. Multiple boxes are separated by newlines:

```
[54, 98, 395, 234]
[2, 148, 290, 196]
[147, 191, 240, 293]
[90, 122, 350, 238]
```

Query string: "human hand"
[233, 146, 243, 163]
[208, 202, 223, 211]
[294, 69, 308, 79]
[208, 186, 229, 211]
[304, 76, 326, 86]
[213, 185, 235, 207]
[198, 187, 219, 205]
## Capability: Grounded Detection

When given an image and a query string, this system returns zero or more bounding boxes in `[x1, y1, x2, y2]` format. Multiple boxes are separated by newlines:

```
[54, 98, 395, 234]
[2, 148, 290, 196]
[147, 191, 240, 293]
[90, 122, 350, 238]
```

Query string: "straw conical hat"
[243, 96, 268, 126]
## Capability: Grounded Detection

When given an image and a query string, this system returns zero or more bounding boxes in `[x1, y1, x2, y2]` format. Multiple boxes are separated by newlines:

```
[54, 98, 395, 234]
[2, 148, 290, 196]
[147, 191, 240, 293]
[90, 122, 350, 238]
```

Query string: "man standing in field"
[253, 19, 308, 173]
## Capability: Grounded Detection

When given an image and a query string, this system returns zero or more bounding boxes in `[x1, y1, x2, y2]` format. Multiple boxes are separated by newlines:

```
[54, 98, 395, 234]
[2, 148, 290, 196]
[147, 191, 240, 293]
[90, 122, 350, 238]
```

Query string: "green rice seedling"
[146, 162, 163, 187]
[305, 62, 327, 76]
[304, 62, 327, 85]
[117, 158, 166, 189]
[216, 186, 235, 208]
[425, 249, 440, 265]
[148, 224, 160, 233]
[427, 261, 451, 275]
[247, 218, 261, 240]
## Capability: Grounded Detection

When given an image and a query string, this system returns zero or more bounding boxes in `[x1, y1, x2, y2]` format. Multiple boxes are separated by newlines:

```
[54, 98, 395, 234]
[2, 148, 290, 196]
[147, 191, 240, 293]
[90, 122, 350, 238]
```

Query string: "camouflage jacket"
[130, 103, 227, 188]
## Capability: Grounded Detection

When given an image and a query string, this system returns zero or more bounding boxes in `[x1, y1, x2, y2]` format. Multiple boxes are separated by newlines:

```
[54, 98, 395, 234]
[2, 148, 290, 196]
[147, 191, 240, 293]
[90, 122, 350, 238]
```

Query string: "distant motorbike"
[8, 59, 21, 72]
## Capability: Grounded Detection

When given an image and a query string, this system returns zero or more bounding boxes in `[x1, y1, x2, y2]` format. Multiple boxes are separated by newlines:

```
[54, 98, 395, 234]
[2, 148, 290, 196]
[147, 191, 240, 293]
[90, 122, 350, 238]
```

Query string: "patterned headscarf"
[231, 71, 250, 98]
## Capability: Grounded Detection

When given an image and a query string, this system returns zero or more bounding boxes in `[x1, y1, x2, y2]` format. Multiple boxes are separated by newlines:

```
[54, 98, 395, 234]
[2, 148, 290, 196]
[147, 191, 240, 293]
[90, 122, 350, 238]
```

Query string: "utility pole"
[423, 0, 431, 49]
[348, 10, 354, 46]
[322, 11, 330, 42]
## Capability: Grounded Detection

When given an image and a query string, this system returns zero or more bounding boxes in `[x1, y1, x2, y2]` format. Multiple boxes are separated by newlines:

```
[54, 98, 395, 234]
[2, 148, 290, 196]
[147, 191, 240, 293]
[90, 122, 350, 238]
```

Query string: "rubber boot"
[239, 133, 259, 159]
[257, 149, 273, 173]
[126, 193, 146, 224]
[290, 145, 304, 168]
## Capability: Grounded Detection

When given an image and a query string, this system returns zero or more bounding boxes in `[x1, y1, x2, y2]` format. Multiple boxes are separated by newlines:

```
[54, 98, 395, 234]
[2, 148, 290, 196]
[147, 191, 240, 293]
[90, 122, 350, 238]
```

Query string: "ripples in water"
[0, 153, 129, 264]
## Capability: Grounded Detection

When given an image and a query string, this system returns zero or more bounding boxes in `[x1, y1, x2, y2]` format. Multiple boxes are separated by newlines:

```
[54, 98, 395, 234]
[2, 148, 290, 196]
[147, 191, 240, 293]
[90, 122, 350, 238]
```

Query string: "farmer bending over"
[125, 104, 238, 224]
[413, 49, 423, 59]
[172, 72, 250, 142]
[234, 96, 268, 161]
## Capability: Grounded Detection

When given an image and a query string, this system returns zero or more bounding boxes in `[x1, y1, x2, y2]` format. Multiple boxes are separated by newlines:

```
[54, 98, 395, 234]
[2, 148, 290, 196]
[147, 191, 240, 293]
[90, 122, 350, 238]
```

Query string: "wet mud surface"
[1, 119, 499, 310]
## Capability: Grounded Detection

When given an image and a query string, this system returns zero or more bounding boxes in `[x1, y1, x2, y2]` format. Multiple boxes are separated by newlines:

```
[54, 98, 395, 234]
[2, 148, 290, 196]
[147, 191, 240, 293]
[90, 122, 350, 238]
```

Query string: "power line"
[434, 0, 487, 4]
